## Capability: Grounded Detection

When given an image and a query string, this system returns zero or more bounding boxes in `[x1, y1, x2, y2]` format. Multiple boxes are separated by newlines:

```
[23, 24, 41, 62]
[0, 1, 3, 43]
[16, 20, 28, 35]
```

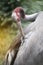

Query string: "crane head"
[11, 7, 25, 22]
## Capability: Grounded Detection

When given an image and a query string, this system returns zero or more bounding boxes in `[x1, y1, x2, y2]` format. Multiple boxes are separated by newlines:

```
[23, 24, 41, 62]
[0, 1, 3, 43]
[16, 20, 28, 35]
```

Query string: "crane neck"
[24, 13, 38, 21]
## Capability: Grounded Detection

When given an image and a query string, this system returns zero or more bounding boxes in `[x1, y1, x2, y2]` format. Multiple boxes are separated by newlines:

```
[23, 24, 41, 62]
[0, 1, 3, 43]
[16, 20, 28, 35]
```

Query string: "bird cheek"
[16, 13, 21, 22]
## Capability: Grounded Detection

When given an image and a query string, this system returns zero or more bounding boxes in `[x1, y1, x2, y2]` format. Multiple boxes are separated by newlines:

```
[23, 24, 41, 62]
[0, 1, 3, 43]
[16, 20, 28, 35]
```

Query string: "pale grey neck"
[24, 13, 38, 21]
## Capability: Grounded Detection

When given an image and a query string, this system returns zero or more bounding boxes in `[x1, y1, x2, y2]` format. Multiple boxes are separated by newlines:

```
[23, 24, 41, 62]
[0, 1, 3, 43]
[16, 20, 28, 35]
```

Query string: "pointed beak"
[11, 12, 15, 20]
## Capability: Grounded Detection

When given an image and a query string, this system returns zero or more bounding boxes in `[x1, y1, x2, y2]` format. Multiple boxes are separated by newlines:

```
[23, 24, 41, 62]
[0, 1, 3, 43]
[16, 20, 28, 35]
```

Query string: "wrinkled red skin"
[13, 7, 22, 22]
[12, 7, 24, 22]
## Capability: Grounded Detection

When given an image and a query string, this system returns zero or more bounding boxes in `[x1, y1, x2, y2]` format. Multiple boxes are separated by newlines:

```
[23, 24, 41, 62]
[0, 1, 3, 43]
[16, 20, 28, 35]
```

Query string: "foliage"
[0, 27, 18, 65]
[0, 0, 43, 27]
[21, 0, 43, 14]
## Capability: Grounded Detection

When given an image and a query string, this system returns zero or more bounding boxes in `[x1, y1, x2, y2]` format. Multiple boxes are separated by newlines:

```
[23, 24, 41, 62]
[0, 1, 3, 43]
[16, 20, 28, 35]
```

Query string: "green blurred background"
[0, 0, 43, 65]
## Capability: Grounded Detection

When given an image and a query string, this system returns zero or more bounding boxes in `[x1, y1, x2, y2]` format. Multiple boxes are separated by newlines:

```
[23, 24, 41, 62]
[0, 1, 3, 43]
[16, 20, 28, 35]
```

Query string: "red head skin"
[13, 7, 21, 21]
[12, 7, 25, 22]
[11, 7, 25, 39]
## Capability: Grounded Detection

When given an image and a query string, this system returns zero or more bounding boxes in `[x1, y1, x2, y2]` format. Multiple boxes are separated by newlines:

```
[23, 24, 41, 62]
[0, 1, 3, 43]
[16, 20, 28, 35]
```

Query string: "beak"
[11, 13, 14, 20]
[11, 12, 17, 21]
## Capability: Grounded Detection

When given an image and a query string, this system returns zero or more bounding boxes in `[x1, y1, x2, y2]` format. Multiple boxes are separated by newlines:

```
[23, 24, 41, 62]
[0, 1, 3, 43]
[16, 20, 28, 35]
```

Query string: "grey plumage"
[14, 12, 43, 65]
